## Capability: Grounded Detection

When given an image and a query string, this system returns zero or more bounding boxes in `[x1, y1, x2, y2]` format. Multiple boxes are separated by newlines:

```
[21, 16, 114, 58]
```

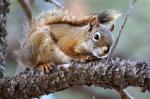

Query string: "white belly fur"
[53, 45, 72, 64]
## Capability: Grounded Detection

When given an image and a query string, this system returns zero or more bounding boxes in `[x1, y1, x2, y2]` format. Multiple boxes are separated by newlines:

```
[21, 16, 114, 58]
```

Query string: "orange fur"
[16, 9, 120, 71]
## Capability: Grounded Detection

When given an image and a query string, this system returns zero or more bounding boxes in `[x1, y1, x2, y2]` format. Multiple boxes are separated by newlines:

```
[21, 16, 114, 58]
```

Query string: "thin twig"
[18, 0, 32, 20]
[108, 0, 139, 58]
[108, 0, 139, 99]
[117, 89, 135, 99]
[44, 0, 64, 9]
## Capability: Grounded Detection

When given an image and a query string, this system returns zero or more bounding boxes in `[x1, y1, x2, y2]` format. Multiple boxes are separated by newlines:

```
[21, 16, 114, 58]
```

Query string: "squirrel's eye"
[93, 32, 101, 41]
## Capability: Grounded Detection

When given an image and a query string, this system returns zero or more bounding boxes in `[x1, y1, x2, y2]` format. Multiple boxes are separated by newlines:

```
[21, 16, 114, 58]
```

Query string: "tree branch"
[0, 0, 9, 78]
[44, 0, 64, 9]
[0, 57, 150, 98]
[18, 0, 32, 20]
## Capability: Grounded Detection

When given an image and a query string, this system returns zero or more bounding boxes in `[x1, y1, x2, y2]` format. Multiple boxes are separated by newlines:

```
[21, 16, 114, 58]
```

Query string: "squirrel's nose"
[102, 46, 110, 54]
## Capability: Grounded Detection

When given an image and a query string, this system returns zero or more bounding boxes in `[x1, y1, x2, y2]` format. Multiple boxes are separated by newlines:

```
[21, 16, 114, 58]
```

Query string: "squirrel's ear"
[88, 15, 99, 27]
[88, 16, 99, 31]
[109, 24, 114, 32]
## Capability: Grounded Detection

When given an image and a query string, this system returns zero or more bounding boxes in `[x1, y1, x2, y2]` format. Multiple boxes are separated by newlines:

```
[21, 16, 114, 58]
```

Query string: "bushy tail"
[98, 10, 121, 25]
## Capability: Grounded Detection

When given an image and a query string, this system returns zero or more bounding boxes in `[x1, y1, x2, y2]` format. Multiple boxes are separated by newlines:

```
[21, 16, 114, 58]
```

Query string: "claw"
[38, 63, 55, 73]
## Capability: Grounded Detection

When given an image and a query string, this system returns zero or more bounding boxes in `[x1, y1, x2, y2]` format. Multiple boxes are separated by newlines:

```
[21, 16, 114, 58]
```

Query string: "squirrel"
[15, 9, 121, 72]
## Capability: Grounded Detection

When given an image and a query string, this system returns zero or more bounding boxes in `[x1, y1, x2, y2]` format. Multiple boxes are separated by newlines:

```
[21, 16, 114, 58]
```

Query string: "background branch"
[108, 0, 139, 58]
[0, 57, 150, 98]
[18, 0, 32, 20]
[44, 0, 64, 9]
[0, 0, 9, 78]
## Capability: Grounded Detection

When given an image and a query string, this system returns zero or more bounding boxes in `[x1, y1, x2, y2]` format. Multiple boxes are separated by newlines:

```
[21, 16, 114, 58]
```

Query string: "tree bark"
[0, 57, 149, 99]
[0, 0, 9, 78]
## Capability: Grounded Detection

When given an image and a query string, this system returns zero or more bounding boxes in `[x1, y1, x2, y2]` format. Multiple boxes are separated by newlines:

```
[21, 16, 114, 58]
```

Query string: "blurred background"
[5, 0, 150, 99]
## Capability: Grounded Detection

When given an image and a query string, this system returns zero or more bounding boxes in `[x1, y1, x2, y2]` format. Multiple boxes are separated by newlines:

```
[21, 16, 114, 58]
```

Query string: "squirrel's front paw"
[38, 63, 55, 73]
[85, 56, 96, 61]
[72, 56, 95, 63]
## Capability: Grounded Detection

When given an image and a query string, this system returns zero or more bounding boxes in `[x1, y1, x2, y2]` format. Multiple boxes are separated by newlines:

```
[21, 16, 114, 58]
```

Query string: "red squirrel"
[16, 10, 121, 72]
